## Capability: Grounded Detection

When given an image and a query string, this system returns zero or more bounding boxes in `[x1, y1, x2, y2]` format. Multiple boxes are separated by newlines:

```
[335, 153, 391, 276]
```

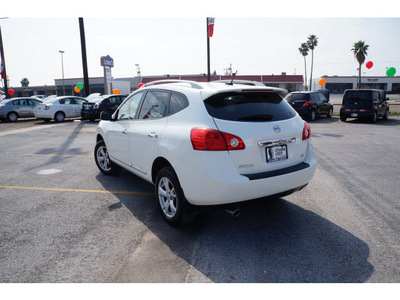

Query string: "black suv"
[284, 91, 333, 121]
[340, 89, 389, 123]
[81, 94, 127, 121]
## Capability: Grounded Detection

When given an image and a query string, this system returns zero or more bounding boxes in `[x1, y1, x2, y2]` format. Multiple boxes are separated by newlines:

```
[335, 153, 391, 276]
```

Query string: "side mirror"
[100, 111, 112, 121]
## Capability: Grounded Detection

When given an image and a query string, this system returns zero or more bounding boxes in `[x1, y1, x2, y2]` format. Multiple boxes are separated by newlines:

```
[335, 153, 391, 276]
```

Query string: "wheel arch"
[7, 111, 19, 118]
[151, 157, 173, 184]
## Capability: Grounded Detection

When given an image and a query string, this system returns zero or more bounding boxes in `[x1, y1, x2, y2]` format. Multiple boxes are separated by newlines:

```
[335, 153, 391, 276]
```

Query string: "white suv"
[94, 80, 317, 226]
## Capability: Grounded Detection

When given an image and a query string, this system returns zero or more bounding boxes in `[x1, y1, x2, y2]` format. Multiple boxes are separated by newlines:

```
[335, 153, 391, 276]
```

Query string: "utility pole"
[79, 18, 90, 96]
[59, 50, 65, 95]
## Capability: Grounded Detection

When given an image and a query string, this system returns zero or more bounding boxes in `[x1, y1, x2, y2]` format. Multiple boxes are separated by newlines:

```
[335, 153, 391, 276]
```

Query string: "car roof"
[141, 80, 288, 98]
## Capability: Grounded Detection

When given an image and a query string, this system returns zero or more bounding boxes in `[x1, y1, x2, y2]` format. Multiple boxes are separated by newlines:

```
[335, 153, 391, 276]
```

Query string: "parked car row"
[0, 94, 128, 123]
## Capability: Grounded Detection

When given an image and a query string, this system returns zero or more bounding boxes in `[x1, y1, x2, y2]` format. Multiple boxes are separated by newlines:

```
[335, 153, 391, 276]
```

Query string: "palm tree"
[298, 43, 309, 91]
[307, 35, 318, 91]
[351, 41, 369, 88]
[21, 78, 29, 87]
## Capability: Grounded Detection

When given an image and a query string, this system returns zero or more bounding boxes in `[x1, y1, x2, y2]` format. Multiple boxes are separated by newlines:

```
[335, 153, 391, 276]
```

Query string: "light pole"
[59, 50, 65, 95]
[135, 64, 141, 87]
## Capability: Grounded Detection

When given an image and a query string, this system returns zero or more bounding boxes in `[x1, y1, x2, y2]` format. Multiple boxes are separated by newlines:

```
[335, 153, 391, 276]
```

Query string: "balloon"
[8, 89, 15, 96]
[138, 83, 144, 88]
[318, 78, 326, 86]
[386, 67, 396, 77]
[366, 61, 373, 69]
[74, 86, 81, 93]
[77, 82, 84, 90]
[113, 89, 120, 95]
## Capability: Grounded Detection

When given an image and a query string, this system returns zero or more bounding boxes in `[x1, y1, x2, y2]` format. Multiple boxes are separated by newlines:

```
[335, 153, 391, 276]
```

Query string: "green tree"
[298, 43, 309, 91]
[307, 35, 318, 91]
[21, 78, 29, 87]
[351, 41, 369, 88]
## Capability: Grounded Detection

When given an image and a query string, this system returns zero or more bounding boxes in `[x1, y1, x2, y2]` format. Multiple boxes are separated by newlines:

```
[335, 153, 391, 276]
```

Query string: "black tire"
[340, 116, 347, 122]
[382, 109, 389, 120]
[327, 107, 333, 118]
[94, 140, 121, 175]
[308, 109, 316, 121]
[7, 112, 18, 122]
[54, 111, 65, 123]
[155, 166, 193, 226]
[371, 111, 377, 123]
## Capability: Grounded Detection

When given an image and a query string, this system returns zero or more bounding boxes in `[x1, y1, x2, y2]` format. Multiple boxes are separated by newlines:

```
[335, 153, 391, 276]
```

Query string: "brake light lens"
[302, 121, 311, 140]
[191, 128, 245, 151]
[302, 101, 311, 107]
[45, 105, 50, 110]
[94, 103, 99, 109]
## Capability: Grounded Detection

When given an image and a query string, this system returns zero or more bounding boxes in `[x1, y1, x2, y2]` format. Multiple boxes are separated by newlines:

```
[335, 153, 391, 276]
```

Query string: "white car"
[34, 96, 87, 122]
[94, 80, 317, 226]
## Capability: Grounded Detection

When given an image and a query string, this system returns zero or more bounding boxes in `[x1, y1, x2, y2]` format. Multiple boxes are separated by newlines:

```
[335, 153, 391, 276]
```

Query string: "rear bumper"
[340, 109, 373, 119]
[81, 110, 99, 119]
[178, 141, 317, 206]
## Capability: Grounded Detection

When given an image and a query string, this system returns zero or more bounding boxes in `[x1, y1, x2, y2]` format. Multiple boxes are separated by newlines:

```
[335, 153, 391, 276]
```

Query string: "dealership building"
[7, 73, 400, 98]
[7, 74, 304, 98]
[321, 75, 400, 94]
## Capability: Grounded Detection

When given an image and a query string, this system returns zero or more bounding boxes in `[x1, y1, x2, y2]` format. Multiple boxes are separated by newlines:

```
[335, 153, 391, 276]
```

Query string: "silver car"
[34, 96, 88, 122]
[0, 97, 42, 122]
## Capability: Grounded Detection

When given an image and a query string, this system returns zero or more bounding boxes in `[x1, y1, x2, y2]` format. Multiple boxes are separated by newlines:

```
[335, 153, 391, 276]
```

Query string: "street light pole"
[59, 50, 65, 96]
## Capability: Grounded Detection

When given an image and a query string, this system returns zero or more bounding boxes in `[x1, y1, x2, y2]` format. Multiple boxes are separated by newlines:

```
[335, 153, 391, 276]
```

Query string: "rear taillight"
[302, 101, 311, 107]
[302, 121, 311, 140]
[45, 105, 50, 110]
[191, 128, 245, 151]
[94, 103, 99, 109]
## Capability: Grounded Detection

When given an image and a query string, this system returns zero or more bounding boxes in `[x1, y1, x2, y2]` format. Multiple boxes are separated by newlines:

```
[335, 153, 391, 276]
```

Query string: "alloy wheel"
[158, 177, 177, 218]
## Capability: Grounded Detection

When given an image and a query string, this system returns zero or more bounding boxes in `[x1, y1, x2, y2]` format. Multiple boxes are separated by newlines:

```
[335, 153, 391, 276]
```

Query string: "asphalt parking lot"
[1, 116, 400, 283]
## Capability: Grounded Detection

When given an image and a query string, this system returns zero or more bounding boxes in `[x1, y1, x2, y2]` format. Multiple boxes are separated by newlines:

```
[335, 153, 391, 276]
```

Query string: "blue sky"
[1, 1, 400, 87]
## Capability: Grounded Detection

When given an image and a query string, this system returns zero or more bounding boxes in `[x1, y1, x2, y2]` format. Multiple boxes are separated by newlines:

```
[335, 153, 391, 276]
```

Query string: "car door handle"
[148, 132, 158, 138]
[122, 129, 128, 134]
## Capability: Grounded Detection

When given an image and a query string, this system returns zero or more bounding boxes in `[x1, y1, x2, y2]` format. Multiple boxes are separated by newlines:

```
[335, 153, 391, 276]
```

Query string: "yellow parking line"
[0, 185, 152, 195]
[19, 154, 91, 157]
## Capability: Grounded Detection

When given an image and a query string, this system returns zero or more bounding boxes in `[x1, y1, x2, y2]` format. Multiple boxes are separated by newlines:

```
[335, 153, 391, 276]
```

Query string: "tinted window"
[343, 91, 372, 102]
[286, 93, 310, 101]
[117, 92, 143, 120]
[169, 92, 189, 115]
[204, 92, 296, 122]
[138, 91, 169, 120]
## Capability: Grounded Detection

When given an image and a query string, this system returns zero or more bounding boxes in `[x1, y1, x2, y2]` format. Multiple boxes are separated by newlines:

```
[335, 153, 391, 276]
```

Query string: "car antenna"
[227, 70, 239, 85]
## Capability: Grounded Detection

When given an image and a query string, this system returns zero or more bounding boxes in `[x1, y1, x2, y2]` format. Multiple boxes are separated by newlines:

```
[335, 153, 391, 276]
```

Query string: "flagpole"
[207, 18, 211, 82]
[0, 26, 9, 99]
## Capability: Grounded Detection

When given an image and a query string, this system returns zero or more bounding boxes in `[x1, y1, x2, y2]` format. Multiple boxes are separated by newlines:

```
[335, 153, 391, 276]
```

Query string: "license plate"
[351, 113, 358, 117]
[266, 145, 288, 163]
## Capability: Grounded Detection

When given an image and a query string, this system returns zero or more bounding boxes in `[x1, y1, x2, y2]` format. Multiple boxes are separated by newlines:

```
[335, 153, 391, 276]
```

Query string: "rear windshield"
[286, 93, 310, 101]
[343, 91, 373, 103]
[204, 92, 297, 122]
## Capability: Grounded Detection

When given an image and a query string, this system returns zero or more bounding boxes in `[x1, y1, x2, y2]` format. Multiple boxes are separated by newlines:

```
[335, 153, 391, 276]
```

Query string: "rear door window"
[137, 91, 169, 120]
[204, 92, 297, 122]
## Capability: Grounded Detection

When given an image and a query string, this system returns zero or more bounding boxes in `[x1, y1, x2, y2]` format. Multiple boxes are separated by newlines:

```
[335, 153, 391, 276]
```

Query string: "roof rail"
[143, 80, 204, 89]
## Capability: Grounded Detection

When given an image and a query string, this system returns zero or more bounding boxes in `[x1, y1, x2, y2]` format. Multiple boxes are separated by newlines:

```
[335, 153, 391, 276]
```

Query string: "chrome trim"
[110, 155, 147, 175]
[258, 137, 296, 148]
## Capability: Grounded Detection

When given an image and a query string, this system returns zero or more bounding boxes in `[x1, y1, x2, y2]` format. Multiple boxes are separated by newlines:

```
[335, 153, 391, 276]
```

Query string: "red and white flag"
[0, 53, 5, 80]
[207, 18, 215, 38]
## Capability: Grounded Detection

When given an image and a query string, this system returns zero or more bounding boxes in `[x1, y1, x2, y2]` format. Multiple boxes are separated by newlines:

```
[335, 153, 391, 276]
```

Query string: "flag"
[207, 17, 215, 38]
[0, 49, 5, 80]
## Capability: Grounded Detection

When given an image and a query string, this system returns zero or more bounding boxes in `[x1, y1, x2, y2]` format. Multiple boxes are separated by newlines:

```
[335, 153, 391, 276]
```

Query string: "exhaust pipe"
[225, 207, 241, 218]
